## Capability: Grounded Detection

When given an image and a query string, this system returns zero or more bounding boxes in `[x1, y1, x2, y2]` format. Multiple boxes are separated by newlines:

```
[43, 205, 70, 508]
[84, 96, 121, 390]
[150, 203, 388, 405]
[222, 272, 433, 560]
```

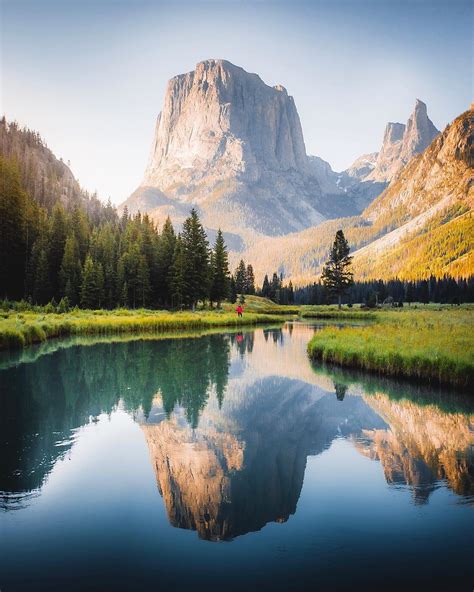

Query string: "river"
[1, 322, 473, 591]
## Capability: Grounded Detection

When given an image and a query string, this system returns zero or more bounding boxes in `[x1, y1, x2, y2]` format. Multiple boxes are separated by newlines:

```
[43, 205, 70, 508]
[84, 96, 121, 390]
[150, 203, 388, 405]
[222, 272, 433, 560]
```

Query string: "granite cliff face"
[143, 60, 309, 188]
[123, 60, 358, 242]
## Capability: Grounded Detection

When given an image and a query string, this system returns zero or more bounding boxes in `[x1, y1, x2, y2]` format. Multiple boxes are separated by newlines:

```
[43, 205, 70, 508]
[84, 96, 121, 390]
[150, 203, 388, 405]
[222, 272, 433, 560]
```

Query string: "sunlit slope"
[354, 208, 474, 279]
[239, 108, 473, 283]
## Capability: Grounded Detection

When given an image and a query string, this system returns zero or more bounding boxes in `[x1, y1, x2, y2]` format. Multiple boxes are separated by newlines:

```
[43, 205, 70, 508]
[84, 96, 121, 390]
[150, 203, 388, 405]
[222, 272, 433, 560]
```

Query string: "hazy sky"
[1, 0, 472, 204]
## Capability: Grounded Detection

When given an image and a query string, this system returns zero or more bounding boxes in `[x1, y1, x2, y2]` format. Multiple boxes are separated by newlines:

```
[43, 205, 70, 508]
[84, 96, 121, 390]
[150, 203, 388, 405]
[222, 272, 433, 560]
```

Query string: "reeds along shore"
[307, 308, 474, 389]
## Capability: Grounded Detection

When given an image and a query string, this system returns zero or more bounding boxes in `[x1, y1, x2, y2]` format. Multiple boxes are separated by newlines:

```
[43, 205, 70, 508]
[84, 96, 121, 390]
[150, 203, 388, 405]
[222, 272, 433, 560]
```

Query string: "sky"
[1, 0, 472, 204]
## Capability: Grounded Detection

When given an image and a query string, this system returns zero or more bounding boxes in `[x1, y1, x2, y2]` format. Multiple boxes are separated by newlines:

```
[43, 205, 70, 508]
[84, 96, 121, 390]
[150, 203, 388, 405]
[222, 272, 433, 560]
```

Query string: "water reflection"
[142, 377, 385, 540]
[310, 363, 474, 504]
[1, 323, 473, 538]
[0, 333, 233, 506]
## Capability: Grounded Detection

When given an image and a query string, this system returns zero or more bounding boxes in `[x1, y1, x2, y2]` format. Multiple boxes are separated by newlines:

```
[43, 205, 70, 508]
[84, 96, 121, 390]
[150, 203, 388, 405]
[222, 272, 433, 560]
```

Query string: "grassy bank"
[307, 307, 474, 388]
[0, 308, 285, 350]
[300, 305, 377, 320]
[223, 295, 300, 315]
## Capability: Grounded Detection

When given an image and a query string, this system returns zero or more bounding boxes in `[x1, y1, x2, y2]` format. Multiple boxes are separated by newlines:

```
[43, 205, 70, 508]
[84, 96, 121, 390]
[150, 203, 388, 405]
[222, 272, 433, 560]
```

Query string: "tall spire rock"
[122, 59, 356, 243]
[365, 99, 440, 182]
[399, 99, 439, 163]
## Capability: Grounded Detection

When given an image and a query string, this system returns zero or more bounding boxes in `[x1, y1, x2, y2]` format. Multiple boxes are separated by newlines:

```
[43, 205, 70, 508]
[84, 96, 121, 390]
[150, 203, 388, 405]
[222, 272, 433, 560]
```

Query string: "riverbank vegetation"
[0, 307, 286, 350]
[307, 307, 474, 388]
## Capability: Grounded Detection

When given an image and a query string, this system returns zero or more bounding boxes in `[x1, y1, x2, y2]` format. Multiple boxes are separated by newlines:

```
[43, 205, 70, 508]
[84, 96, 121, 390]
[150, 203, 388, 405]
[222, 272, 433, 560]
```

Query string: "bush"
[58, 297, 70, 313]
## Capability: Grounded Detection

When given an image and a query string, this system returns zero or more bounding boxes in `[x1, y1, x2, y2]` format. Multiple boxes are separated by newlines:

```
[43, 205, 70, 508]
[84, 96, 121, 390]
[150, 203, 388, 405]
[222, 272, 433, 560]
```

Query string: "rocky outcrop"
[365, 99, 440, 182]
[0, 118, 102, 215]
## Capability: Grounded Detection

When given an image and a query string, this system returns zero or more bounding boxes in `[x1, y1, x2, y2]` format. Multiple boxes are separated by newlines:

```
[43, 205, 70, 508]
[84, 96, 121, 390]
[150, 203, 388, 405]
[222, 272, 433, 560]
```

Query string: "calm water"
[1, 323, 473, 592]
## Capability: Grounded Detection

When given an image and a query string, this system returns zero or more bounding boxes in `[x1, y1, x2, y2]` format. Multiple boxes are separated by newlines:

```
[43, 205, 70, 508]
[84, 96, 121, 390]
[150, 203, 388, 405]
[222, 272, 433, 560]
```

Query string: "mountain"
[238, 107, 473, 283]
[325, 100, 440, 215]
[364, 99, 440, 183]
[0, 118, 107, 218]
[122, 59, 361, 244]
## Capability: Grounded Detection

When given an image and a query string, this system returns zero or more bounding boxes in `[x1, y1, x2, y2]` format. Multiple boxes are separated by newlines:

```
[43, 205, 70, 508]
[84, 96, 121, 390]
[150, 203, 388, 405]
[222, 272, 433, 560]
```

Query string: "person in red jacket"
[236, 304, 243, 317]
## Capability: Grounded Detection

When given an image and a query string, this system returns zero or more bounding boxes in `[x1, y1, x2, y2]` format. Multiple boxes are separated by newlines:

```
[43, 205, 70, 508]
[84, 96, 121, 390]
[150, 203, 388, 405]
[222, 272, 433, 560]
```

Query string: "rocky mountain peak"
[365, 99, 440, 182]
[142, 58, 310, 191]
[123, 60, 365, 241]
[400, 98, 439, 163]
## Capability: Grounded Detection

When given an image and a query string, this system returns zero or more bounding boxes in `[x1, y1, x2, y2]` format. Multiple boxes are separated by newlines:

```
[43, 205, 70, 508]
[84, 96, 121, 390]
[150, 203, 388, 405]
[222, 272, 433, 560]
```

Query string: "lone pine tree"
[321, 230, 354, 309]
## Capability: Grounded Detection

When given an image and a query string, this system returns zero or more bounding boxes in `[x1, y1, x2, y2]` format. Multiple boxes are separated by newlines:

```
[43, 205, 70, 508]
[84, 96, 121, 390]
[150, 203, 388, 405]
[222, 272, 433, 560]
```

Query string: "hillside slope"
[0, 118, 107, 219]
[239, 107, 473, 283]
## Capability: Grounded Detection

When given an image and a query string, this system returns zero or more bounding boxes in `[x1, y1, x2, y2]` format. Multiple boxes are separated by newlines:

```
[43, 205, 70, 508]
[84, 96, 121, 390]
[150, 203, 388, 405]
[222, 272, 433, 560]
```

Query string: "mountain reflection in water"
[1, 323, 473, 540]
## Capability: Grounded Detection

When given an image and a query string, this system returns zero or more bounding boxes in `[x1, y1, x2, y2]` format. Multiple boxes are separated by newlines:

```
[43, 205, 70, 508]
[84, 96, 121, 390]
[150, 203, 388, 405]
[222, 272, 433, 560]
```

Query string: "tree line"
[1, 156, 238, 309]
[295, 276, 474, 306]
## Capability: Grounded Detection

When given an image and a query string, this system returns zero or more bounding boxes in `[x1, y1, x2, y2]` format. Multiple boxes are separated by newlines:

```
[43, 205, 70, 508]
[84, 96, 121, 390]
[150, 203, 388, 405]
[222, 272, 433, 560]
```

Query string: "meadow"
[307, 306, 474, 388]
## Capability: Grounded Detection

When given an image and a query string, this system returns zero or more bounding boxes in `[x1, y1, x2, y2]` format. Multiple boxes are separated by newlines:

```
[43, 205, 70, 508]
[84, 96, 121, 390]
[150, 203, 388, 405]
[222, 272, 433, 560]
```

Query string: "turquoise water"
[1, 323, 473, 591]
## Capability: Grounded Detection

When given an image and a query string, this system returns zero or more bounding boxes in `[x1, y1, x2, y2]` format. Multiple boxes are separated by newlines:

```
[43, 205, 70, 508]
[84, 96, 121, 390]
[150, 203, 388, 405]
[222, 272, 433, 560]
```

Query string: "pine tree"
[121, 281, 129, 307]
[229, 276, 237, 304]
[59, 235, 82, 305]
[120, 205, 129, 230]
[246, 264, 255, 295]
[181, 209, 210, 308]
[95, 261, 105, 307]
[33, 243, 51, 304]
[321, 230, 354, 308]
[261, 274, 270, 297]
[210, 229, 230, 307]
[0, 158, 28, 299]
[80, 255, 104, 309]
[288, 280, 295, 304]
[70, 206, 90, 262]
[234, 260, 247, 294]
[48, 204, 69, 300]
[169, 235, 187, 308]
[156, 217, 176, 305]
[270, 272, 281, 302]
[136, 255, 151, 308]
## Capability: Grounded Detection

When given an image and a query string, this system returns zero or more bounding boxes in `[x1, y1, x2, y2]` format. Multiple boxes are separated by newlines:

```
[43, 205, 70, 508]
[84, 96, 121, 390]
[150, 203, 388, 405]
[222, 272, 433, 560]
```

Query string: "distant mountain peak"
[365, 99, 440, 182]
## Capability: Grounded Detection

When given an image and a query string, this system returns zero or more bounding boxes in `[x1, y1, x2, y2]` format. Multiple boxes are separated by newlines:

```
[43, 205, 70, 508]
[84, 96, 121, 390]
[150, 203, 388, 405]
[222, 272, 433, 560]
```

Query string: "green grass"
[300, 305, 377, 320]
[0, 308, 285, 350]
[307, 306, 474, 388]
